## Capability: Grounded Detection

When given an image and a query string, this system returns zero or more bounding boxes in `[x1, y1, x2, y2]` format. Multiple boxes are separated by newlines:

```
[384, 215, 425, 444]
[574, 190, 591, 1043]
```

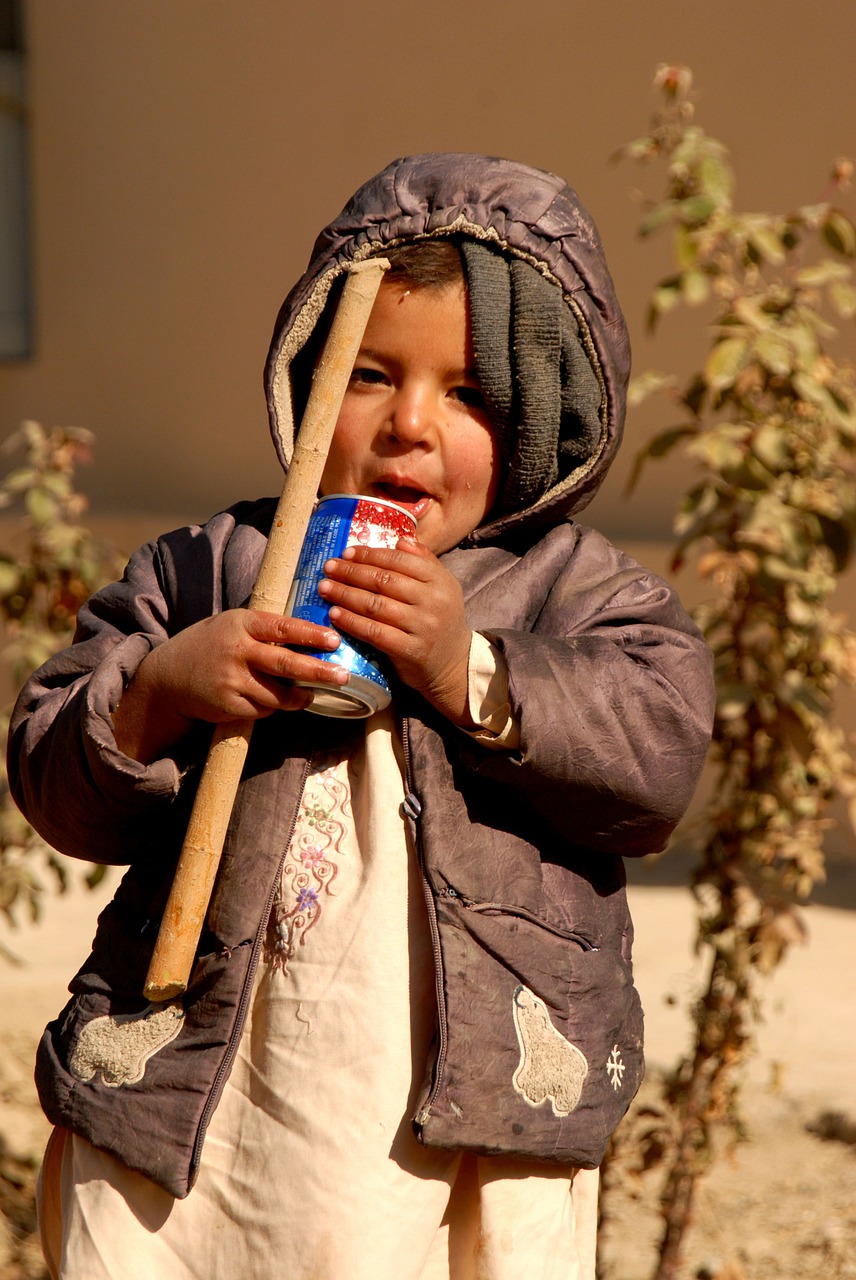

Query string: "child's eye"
[349, 367, 387, 386]
[450, 385, 487, 411]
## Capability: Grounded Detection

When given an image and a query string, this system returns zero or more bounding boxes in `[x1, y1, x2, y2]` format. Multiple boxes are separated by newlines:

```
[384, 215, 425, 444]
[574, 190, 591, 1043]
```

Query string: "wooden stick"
[143, 258, 389, 1001]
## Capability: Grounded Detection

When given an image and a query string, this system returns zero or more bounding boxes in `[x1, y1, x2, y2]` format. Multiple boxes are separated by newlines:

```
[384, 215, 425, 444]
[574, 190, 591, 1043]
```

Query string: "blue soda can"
[287, 494, 416, 717]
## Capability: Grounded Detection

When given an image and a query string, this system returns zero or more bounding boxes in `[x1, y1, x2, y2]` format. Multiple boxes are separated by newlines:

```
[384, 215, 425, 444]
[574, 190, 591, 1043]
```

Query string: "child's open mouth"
[371, 483, 433, 520]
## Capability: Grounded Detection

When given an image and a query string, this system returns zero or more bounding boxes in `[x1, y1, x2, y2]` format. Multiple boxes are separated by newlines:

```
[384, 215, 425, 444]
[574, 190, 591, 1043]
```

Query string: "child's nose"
[387, 385, 438, 445]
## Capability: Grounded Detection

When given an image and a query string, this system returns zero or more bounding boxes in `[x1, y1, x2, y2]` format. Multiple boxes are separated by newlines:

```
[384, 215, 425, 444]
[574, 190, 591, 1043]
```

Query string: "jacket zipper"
[401, 717, 449, 1129]
[437, 888, 597, 951]
[189, 755, 313, 1187]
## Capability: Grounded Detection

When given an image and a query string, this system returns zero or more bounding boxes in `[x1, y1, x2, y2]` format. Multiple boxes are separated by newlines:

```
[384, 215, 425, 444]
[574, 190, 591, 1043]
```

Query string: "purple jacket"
[8, 155, 714, 1198]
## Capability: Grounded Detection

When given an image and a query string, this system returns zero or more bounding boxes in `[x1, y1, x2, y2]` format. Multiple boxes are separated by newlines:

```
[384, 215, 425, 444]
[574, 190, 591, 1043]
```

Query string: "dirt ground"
[0, 861, 854, 1280]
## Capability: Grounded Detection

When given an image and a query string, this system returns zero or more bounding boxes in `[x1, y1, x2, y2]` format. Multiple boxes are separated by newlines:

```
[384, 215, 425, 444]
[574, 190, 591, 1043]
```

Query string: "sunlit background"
[1, 0, 853, 541]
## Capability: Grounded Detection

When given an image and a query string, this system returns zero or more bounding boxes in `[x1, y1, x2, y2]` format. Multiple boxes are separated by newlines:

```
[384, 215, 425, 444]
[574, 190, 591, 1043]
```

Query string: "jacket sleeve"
[6, 534, 196, 864]
[7, 502, 275, 864]
[457, 529, 715, 858]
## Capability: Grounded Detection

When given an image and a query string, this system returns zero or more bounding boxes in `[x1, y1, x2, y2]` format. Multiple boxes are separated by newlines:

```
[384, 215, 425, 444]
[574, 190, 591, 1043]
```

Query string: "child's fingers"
[319, 565, 419, 611]
[240, 617, 352, 706]
[320, 545, 438, 608]
[324, 602, 409, 661]
[241, 610, 341, 651]
[247, 640, 349, 690]
[338, 542, 437, 580]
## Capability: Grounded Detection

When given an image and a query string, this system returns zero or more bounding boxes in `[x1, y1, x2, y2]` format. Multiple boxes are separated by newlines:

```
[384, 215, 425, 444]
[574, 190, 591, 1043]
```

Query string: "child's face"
[319, 279, 500, 554]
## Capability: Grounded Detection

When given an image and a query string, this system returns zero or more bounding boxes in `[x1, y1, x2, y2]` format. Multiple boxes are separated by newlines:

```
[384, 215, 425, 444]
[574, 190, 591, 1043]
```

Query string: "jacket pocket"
[419, 889, 643, 1167]
[439, 887, 596, 1014]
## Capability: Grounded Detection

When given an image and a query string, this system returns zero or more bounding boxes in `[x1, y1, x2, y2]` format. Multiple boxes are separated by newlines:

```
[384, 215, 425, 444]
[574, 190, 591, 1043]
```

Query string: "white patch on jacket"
[69, 1001, 185, 1088]
[512, 985, 588, 1116]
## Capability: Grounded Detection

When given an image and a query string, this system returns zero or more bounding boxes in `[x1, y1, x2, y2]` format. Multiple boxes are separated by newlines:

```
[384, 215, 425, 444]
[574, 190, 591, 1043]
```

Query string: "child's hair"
[383, 238, 465, 290]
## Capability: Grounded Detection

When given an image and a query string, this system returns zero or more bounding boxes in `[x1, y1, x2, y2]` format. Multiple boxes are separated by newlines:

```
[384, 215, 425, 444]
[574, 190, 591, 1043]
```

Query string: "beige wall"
[0, 0, 853, 536]
[0, 7, 853, 859]
[0, 7, 849, 860]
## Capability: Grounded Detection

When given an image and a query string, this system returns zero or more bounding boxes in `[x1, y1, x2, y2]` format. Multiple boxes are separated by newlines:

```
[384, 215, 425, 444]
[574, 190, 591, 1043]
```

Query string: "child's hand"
[113, 610, 348, 763]
[318, 538, 476, 727]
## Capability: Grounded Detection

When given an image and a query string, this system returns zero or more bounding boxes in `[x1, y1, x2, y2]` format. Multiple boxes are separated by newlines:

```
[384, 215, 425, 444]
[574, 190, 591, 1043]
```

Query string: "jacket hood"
[264, 153, 631, 545]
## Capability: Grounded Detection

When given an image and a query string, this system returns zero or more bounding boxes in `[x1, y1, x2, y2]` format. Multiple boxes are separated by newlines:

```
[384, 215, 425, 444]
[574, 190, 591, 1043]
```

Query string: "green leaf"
[754, 331, 793, 377]
[796, 260, 851, 288]
[639, 202, 675, 237]
[780, 674, 832, 718]
[686, 425, 747, 472]
[704, 337, 750, 391]
[733, 297, 769, 330]
[25, 486, 58, 525]
[830, 281, 856, 318]
[625, 425, 696, 492]
[681, 375, 708, 416]
[793, 372, 855, 430]
[627, 370, 676, 407]
[698, 151, 733, 204]
[822, 209, 856, 257]
[761, 556, 811, 584]
[85, 863, 108, 890]
[682, 268, 709, 305]
[747, 225, 786, 265]
[674, 482, 720, 537]
[679, 195, 718, 226]
[675, 225, 699, 270]
[781, 322, 820, 372]
[751, 423, 791, 472]
[647, 277, 682, 330]
[0, 560, 22, 596]
[717, 683, 753, 719]
[1, 467, 37, 495]
[19, 420, 46, 450]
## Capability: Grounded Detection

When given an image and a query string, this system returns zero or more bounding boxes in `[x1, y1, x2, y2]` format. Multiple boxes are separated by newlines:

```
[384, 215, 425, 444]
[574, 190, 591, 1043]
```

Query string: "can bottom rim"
[297, 681, 390, 719]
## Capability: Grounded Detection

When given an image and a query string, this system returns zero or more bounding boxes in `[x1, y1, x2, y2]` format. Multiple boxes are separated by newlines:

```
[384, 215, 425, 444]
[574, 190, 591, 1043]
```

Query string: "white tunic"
[38, 640, 598, 1279]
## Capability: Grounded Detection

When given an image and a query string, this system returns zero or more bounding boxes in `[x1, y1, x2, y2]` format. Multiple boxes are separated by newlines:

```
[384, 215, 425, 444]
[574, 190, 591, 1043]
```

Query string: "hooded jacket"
[8, 154, 714, 1199]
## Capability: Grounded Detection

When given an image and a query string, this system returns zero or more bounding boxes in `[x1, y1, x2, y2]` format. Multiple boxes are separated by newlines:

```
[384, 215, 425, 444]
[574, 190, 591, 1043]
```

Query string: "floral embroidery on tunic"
[267, 755, 353, 973]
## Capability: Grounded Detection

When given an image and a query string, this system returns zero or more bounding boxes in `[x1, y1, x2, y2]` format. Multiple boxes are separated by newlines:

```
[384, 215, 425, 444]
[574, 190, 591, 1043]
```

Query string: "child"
[8, 153, 714, 1279]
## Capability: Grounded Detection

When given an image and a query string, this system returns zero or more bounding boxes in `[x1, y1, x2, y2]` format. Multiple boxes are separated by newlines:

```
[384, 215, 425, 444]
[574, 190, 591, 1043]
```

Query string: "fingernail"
[322, 630, 340, 648]
[317, 578, 331, 596]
